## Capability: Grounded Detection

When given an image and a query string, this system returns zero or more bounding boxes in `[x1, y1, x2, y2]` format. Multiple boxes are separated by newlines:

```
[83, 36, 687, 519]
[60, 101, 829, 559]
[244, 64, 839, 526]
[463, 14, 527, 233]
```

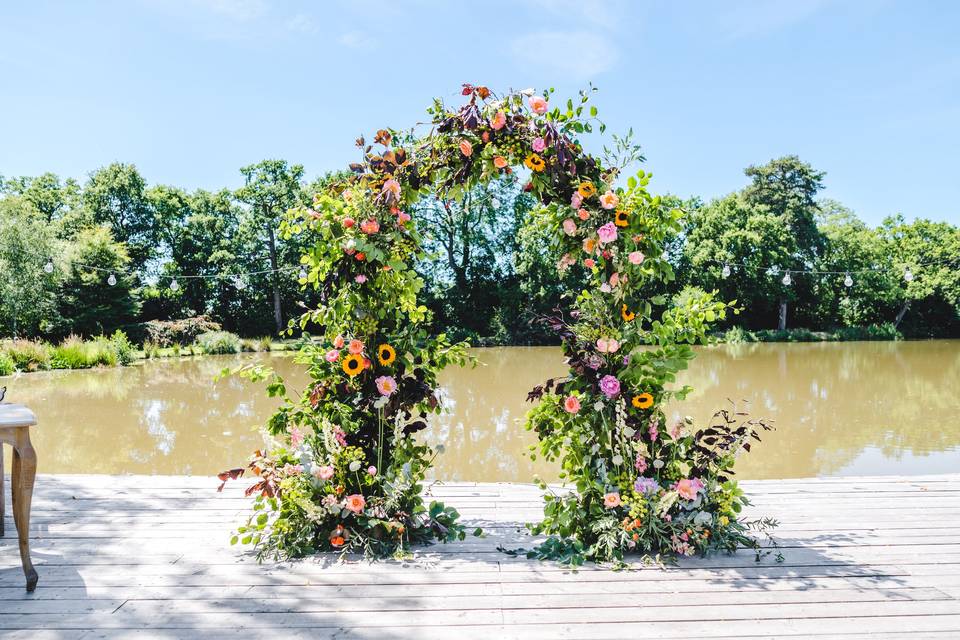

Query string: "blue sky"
[1, 0, 958, 225]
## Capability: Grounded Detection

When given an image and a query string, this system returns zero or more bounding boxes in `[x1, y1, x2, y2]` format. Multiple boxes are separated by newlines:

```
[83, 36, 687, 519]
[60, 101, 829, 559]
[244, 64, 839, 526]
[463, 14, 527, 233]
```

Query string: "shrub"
[721, 326, 757, 344]
[834, 323, 902, 342]
[1, 340, 51, 371]
[143, 316, 222, 347]
[110, 330, 135, 365]
[194, 331, 242, 355]
[0, 352, 14, 376]
[51, 335, 119, 369]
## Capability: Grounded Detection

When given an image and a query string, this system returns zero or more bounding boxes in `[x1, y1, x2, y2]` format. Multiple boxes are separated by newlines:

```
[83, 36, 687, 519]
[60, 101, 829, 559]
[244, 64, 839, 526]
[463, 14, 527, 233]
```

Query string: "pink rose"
[628, 251, 645, 265]
[315, 465, 335, 481]
[562, 218, 577, 235]
[570, 192, 583, 208]
[529, 95, 548, 114]
[325, 349, 340, 362]
[490, 111, 506, 130]
[599, 190, 619, 210]
[596, 338, 620, 353]
[360, 219, 380, 234]
[584, 258, 596, 268]
[674, 478, 704, 501]
[563, 395, 581, 414]
[459, 139, 473, 156]
[599, 375, 620, 398]
[345, 494, 366, 514]
[609, 272, 620, 287]
[597, 222, 618, 244]
[532, 137, 546, 153]
[577, 208, 590, 221]
[348, 339, 364, 355]
[333, 335, 345, 349]
[342, 217, 356, 229]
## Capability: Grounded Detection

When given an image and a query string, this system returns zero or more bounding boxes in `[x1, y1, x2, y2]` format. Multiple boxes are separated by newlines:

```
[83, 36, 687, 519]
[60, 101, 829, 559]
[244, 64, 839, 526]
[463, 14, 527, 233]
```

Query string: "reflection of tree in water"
[671, 341, 960, 479]
[424, 347, 565, 483]
[5, 342, 958, 479]
[4, 353, 310, 475]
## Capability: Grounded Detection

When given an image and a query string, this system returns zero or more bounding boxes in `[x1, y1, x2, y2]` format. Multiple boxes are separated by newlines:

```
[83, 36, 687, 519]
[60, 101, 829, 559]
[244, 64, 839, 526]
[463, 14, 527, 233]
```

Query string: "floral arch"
[226, 85, 772, 563]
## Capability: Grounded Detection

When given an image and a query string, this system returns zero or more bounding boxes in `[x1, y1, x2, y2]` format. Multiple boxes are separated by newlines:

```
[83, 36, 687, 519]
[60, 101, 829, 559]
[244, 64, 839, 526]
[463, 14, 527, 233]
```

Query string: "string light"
[904, 267, 914, 282]
[233, 277, 246, 291]
[491, 198, 501, 209]
[298, 267, 308, 280]
[107, 273, 117, 286]
[782, 271, 792, 286]
[169, 279, 180, 292]
[43, 259, 54, 274]
[844, 273, 853, 287]
[721, 264, 731, 279]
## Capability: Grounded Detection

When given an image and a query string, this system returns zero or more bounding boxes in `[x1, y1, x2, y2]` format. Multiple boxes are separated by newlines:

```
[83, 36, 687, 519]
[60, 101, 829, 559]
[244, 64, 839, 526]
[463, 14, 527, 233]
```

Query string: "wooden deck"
[2, 473, 960, 639]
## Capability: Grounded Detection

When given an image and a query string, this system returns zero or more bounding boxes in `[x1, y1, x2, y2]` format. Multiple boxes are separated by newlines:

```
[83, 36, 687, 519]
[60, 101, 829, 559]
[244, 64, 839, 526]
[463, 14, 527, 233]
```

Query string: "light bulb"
[904, 267, 913, 282]
[298, 268, 308, 280]
[234, 277, 246, 290]
[491, 198, 501, 209]
[107, 273, 117, 286]
[844, 273, 853, 287]
[721, 264, 731, 279]
[43, 259, 54, 274]
[169, 278, 180, 291]
[782, 272, 792, 286]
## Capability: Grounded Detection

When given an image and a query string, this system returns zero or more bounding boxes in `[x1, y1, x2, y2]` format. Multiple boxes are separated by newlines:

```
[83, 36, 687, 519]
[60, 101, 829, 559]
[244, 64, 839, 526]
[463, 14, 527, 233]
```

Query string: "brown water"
[2, 341, 958, 481]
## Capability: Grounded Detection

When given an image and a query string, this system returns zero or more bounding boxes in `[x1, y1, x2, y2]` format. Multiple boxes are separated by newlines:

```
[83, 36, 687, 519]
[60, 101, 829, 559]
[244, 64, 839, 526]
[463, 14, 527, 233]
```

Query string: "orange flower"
[577, 181, 597, 198]
[329, 524, 348, 548]
[632, 393, 654, 409]
[459, 139, 473, 156]
[493, 155, 508, 169]
[621, 304, 635, 322]
[345, 494, 366, 514]
[582, 237, 597, 254]
[348, 339, 364, 354]
[614, 210, 629, 227]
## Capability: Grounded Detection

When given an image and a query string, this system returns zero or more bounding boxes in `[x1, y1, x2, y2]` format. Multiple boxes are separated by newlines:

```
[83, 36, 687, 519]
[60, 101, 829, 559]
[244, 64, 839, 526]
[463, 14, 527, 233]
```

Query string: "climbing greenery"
[225, 84, 773, 562]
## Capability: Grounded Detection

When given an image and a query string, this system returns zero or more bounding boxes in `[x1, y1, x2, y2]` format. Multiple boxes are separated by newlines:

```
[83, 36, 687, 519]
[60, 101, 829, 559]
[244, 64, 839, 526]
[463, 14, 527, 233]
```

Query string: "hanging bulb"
[782, 271, 792, 286]
[491, 198, 501, 209]
[844, 273, 853, 288]
[298, 267, 308, 280]
[107, 273, 117, 286]
[234, 277, 246, 291]
[43, 259, 54, 274]
[721, 264, 731, 279]
[904, 267, 914, 282]
[169, 278, 180, 291]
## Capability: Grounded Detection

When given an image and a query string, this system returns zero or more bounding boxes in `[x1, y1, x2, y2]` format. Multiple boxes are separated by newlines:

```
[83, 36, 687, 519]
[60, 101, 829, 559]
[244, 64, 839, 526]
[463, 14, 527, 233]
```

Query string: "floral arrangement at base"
[221, 83, 774, 562]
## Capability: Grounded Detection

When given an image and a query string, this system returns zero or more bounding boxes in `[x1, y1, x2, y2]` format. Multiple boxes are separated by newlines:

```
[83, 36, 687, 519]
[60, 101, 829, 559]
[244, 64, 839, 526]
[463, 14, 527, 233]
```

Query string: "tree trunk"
[778, 299, 788, 331]
[894, 300, 911, 328]
[266, 224, 283, 333]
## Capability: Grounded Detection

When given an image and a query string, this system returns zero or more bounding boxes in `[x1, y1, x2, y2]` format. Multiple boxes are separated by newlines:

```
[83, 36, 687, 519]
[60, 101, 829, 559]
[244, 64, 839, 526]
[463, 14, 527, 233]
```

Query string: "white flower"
[653, 459, 665, 469]
[612, 454, 624, 466]
[348, 460, 361, 472]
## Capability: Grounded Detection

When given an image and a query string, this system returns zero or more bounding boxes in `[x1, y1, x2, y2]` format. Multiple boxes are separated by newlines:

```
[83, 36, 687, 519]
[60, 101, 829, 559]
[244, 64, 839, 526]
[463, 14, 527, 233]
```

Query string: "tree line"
[0, 156, 957, 344]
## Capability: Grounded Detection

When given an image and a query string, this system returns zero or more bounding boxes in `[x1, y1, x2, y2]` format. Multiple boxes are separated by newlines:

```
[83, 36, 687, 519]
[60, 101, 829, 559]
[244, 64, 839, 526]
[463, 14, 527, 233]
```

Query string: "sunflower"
[342, 353, 364, 378]
[524, 153, 546, 172]
[578, 181, 597, 198]
[632, 393, 654, 409]
[377, 343, 396, 366]
[621, 304, 635, 322]
[614, 210, 629, 227]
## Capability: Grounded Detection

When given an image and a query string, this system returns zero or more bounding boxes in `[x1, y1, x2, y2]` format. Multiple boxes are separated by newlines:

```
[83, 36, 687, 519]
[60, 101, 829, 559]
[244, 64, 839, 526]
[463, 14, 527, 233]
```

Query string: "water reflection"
[2, 341, 958, 480]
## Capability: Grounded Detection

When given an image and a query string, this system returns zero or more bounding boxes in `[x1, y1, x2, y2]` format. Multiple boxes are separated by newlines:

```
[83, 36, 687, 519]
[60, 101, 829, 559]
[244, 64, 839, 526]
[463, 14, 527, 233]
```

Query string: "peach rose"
[333, 335, 345, 349]
[577, 208, 590, 221]
[562, 219, 577, 235]
[563, 395, 581, 414]
[493, 155, 508, 168]
[603, 492, 622, 509]
[348, 339, 364, 355]
[345, 494, 366, 513]
[628, 251, 645, 265]
[529, 95, 548, 114]
[490, 111, 506, 130]
[600, 190, 619, 210]
[459, 139, 473, 156]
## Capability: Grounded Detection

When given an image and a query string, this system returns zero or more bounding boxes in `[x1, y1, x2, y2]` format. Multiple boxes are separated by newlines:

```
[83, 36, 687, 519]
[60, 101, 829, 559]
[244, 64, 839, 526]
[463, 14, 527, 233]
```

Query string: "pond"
[2, 341, 958, 482]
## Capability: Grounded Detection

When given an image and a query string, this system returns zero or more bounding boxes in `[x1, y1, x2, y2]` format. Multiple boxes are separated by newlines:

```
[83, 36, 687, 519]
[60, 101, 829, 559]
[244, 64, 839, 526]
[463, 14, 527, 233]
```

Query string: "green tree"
[235, 160, 305, 333]
[82, 163, 156, 269]
[1, 172, 81, 222]
[57, 227, 140, 336]
[0, 197, 59, 337]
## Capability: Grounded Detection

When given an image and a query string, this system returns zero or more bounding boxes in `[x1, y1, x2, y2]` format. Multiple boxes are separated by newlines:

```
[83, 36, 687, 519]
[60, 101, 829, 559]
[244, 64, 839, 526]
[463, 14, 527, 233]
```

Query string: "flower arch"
[227, 85, 772, 562]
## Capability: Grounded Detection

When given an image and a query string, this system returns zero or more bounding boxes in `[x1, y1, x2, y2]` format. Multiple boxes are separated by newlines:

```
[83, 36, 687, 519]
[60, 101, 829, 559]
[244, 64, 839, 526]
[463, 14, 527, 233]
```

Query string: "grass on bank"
[0, 330, 296, 376]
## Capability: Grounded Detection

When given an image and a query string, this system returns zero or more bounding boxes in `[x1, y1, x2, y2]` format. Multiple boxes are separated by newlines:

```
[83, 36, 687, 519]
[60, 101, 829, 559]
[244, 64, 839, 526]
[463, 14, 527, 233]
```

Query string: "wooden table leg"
[10, 427, 37, 592]
[1, 443, 5, 537]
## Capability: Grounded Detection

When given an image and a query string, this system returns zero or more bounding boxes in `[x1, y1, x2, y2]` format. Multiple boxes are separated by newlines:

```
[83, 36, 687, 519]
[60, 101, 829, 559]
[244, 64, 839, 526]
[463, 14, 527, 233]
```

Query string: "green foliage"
[141, 316, 221, 347]
[194, 330, 242, 355]
[0, 352, 13, 376]
[0, 196, 59, 338]
[0, 340, 52, 371]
